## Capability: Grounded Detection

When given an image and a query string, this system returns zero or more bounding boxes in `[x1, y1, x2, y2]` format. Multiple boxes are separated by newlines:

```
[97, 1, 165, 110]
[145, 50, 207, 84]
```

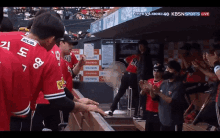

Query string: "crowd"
[0, 7, 106, 131]
[68, 30, 94, 41]
[105, 32, 220, 131]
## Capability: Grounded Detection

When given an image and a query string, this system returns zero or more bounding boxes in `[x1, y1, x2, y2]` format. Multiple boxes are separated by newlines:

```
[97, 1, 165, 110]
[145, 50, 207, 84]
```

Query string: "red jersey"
[36, 45, 74, 104]
[0, 32, 66, 111]
[125, 54, 140, 73]
[36, 45, 63, 105]
[62, 59, 73, 91]
[146, 78, 163, 113]
[186, 70, 206, 83]
[186, 60, 206, 83]
[0, 48, 30, 131]
[64, 51, 78, 69]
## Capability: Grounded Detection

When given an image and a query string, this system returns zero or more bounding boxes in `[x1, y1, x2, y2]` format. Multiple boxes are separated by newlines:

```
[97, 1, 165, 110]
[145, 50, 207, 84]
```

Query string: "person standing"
[136, 39, 153, 120]
[150, 60, 187, 131]
[105, 52, 140, 118]
[139, 63, 164, 131]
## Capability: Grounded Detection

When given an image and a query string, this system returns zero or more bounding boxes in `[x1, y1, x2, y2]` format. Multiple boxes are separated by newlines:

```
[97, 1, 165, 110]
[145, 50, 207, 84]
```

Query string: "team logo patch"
[168, 91, 172, 95]
[57, 77, 65, 90]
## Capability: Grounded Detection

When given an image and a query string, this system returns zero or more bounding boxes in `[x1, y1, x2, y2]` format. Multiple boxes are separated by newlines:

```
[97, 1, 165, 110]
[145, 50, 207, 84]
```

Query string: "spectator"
[136, 39, 153, 120]
[190, 55, 219, 127]
[139, 63, 164, 131]
[180, 43, 207, 123]
[0, 17, 13, 32]
[150, 60, 188, 131]
[205, 30, 220, 129]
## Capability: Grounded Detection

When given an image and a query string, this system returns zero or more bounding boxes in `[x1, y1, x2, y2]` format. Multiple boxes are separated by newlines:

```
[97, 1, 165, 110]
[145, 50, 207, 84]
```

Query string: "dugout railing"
[64, 89, 114, 131]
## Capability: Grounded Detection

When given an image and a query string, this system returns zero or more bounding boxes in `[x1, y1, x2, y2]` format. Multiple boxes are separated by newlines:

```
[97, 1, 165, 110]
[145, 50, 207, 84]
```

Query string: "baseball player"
[0, 12, 105, 131]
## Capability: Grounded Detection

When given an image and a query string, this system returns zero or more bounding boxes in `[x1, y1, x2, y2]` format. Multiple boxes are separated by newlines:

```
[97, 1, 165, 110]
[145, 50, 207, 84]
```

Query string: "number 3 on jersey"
[0, 41, 10, 51]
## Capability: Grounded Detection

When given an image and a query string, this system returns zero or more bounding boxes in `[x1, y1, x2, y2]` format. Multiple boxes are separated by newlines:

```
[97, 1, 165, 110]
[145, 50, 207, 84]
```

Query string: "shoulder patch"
[21, 37, 37, 46]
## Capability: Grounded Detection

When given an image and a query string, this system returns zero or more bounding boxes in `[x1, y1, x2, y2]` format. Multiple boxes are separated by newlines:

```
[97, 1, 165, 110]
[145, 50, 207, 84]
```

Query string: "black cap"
[153, 63, 165, 72]
[59, 34, 78, 45]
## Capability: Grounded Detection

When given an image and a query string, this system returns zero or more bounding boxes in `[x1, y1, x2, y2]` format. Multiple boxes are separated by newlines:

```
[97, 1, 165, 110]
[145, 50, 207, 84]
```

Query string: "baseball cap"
[59, 34, 78, 45]
[153, 63, 165, 72]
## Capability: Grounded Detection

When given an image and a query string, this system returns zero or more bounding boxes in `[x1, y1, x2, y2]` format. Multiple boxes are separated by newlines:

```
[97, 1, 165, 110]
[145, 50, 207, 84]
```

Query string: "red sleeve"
[71, 52, 78, 67]
[42, 55, 66, 100]
[125, 55, 135, 64]
[10, 53, 30, 117]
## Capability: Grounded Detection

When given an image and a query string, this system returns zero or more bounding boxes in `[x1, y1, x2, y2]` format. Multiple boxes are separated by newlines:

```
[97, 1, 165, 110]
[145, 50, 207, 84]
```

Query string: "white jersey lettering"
[0, 41, 10, 51]
[33, 58, 44, 69]
[17, 47, 29, 57]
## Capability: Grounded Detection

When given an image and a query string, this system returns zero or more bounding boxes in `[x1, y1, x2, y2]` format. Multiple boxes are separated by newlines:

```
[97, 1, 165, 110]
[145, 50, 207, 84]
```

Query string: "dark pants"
[160, 124, 183, 131]
[10, 110, 32, 131]
[145, 111, 160, 131]
[137, 84, 147, 119]
[31, 104, 61, 131]
[110, 72, 139, 116]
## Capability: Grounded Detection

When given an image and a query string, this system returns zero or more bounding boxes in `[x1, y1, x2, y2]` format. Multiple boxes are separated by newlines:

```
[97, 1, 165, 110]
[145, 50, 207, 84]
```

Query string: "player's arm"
[43, 57, 104, 115]
[72, 55, 86, 77]
[124, 55, 133, 64]
[206, 52, 220, 80]
[49, 97, 105, 116]
[71, 52, 79, 68]
[214, 61, 220, 81]
[10, 56, 30, 118]
[192, 61, 218, 82]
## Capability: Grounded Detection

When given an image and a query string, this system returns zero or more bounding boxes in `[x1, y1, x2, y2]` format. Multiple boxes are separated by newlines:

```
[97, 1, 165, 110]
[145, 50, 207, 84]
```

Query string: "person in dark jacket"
[136, 39, 153, 120]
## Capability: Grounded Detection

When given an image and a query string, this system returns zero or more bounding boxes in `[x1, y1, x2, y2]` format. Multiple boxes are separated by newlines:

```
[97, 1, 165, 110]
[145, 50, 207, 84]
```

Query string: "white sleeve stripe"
[15, 107, 30, 116]
[44, 91, 65, 97]
[12, 103, 30, 115]
[44, 94, 66, 100]
[44, 93, 66, 99]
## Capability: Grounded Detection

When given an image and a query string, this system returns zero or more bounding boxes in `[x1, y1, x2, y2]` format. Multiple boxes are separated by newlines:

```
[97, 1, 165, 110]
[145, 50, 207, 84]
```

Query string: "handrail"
[65, 89, 114, 131]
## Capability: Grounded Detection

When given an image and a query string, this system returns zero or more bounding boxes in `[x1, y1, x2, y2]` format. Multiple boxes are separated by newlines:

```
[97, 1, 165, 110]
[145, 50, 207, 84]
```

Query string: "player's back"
[0, 48, 30, 130]
[0, 32, 65, 110]
[0, 48, 14, 130]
